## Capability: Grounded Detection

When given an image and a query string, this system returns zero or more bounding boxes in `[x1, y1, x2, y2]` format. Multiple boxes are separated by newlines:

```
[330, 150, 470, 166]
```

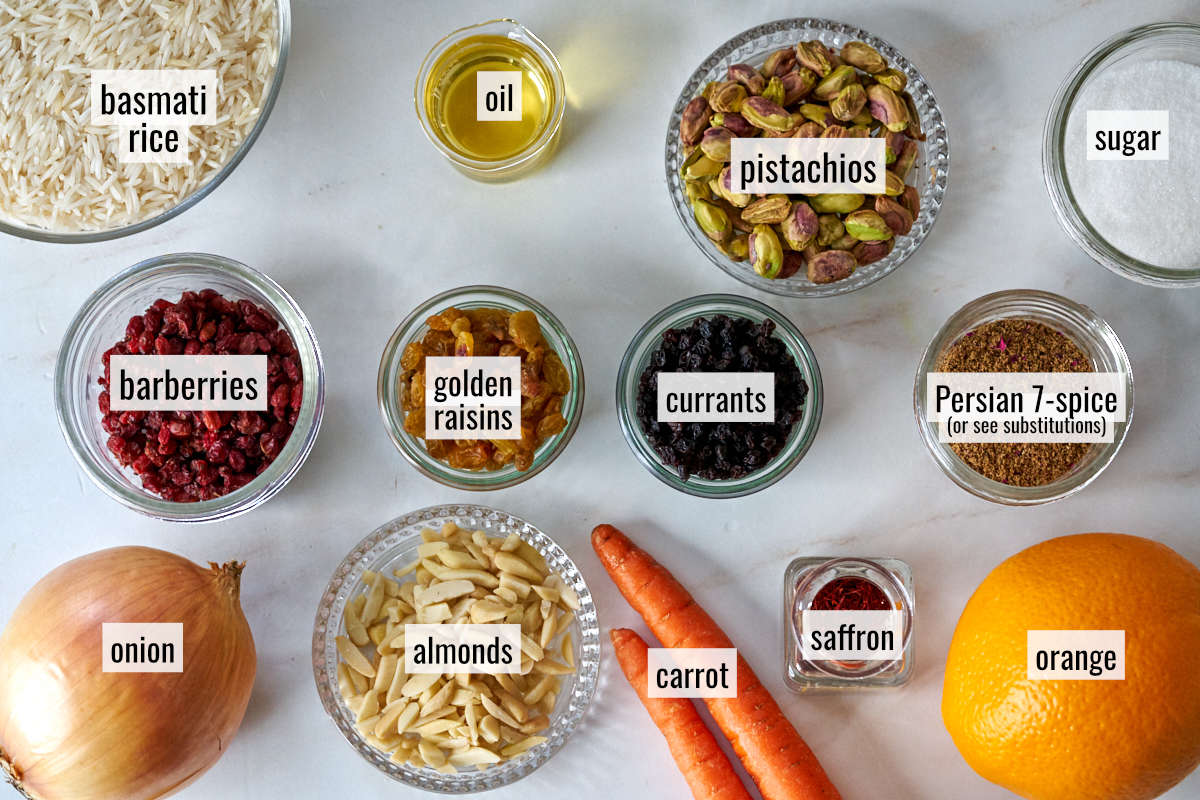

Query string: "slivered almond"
[344, 602, 369, 647]
[362, 579, 386, 624]
[524, 675, 556, 706]
[337, 635, 375, 677]
[448, 747, 502, 767]
[400, 672, 440, 698]
[519, 634, 544, 661]
[494, 552, 543, 582]
[469, 598, 510, 623]
[480, 694, 521, 728]
[531, 584, 560, 604]
[436, 549, 483, 570]
[479, 714, 501, 743]
[533, 658, 573, 675]
[334, 520, 577, 771]
[501, 735, 547, 757]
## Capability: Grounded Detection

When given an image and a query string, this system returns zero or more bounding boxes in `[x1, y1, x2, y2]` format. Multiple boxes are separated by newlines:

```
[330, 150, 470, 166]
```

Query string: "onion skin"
[0, 547, 256, 800]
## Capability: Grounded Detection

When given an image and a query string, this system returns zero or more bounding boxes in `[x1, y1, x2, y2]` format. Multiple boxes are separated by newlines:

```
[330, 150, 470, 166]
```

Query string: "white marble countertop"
[2, 1, 1199, 798]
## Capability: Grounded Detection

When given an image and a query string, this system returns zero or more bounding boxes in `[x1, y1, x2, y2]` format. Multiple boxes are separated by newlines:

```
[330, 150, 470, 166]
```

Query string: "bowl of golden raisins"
[378, 285, 585, 489]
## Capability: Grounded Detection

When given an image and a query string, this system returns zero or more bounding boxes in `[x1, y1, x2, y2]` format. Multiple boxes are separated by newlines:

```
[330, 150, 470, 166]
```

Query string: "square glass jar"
[783, 557, 914, 692]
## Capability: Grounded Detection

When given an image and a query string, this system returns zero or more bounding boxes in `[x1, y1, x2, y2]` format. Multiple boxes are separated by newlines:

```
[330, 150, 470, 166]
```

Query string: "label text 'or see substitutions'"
[647, 648, 738, 698]
[926, 372, 1126, 444]
[1027, 630, 1125, 680]
[730, 137, 886, 194]
[656, 372, 774, 423]
[404, 624, 522, 674]
[476, 71, 523, 122]
[102, 623, 183, 672]
[424, 356, 522, 439]
[800, 610, 904, 660]
[90, 69, 217, 163]
[109, 355, 267, 411]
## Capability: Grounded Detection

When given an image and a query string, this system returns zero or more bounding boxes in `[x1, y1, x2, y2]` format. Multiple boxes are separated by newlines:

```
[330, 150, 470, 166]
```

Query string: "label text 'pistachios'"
[730, 138, 886, 194]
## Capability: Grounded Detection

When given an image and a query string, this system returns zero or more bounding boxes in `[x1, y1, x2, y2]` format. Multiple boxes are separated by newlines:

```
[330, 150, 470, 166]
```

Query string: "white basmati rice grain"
[0, 0, 279, 233]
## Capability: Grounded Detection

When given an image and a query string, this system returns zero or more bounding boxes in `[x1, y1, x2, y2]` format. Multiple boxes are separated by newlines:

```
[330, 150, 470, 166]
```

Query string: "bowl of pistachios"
[667, 18, 949, 297]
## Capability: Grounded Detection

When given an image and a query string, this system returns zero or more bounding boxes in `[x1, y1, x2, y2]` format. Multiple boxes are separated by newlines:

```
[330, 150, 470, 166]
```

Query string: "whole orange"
[942, 533, 1200, 800]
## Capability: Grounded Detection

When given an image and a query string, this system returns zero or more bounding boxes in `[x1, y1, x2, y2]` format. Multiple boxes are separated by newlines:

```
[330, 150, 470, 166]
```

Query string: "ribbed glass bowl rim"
[1043, 22, 1200, 287]
[53, 252, 325, 522]
[616, 293, 823, 498]
[311, 503, 601, 793]
[665, 17, 949, 298]
[377, 285, 584, 490]
[0, 0, 291, 244]
[413, 18, 566, 175]
[912, 289, 1134, 506]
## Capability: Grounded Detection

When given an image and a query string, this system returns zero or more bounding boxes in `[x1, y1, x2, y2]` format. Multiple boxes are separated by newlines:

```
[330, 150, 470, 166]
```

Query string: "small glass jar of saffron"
[783, 557, 915, 692]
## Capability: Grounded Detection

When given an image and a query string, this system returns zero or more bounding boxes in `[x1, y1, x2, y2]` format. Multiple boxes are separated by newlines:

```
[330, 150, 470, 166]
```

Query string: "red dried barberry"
[97, 290, 302, 503]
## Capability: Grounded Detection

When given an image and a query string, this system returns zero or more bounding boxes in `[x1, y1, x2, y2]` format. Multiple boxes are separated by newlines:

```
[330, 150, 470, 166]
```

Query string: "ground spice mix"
[936, 319, 1093, 487]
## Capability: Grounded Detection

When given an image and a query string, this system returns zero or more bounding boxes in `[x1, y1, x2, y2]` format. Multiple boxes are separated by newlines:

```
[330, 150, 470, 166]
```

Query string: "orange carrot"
[593, 524, 842, 800]
[611, 628, 754, 800]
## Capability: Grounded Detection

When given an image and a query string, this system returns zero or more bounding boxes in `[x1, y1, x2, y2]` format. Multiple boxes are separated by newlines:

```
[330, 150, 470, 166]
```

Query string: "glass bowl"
[378, 286, 584, 490]
[312, 504, 601, 793]
[914, 290, 1134, 506]
[54, 252, 325, 522]
[784, 556, 915, 690]
[616, 294, 823, 498]
[1043, 22, 1200, 286]
[414, 19, 566, 182]
[0, 0, 291, 243]
[666, 17, 949, 297]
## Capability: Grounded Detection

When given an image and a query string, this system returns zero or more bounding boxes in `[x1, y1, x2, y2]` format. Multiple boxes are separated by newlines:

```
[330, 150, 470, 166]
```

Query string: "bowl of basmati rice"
[0, 0, 290, 242]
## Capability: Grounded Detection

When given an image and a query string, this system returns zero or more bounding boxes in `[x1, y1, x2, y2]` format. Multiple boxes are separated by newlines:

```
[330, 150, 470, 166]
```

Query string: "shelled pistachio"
[679, 37, 924, 285]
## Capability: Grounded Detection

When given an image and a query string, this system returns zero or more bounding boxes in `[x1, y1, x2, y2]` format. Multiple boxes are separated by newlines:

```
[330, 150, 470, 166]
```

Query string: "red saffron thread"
[810, 576, 891, 611]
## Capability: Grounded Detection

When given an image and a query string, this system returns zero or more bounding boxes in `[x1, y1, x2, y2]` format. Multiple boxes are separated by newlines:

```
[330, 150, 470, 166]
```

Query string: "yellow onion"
[0, 547, 256, 800]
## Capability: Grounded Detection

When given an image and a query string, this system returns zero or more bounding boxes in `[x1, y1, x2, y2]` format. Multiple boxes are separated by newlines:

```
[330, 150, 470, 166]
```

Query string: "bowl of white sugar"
[1044, 22, 1200, 287]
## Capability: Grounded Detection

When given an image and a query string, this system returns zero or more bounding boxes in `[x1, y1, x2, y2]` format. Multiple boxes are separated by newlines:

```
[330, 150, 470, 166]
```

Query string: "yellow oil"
[424, 35, 554, 162]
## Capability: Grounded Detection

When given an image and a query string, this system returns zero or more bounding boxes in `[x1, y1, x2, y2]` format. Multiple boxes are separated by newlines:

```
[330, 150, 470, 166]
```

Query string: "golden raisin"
[508, 311, 543, 351]
[400, 341, 424, 370]
[537, 413, 567, 439]
[448, 442, 491, 470]
[422, 330, 454, 357]
[524, 345, 545, 374]
[403, 407, 425, 437]
[465, 308, 510, 339]
[395, 304, 571, 473]
[405, 371, 424, 410]
[543, 352, 570, 394]
[455, 331, 474, 357]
